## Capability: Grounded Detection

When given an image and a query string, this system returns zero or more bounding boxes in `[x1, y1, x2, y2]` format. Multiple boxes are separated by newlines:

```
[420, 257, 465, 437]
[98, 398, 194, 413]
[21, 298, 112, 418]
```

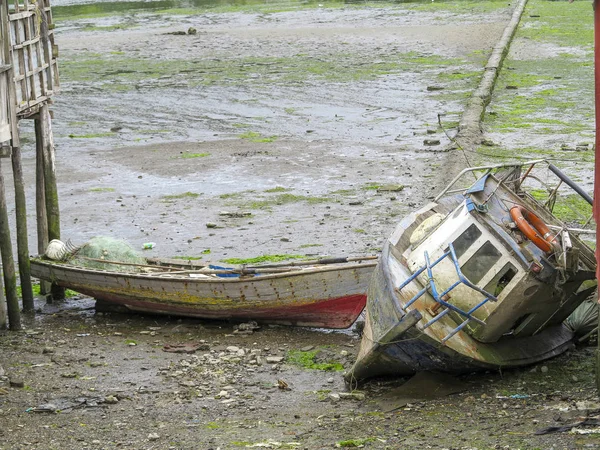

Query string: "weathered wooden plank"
[0, 76, 10, 143]
[21, 8, 36, 102]
[11, 35, 39, 50]
[8, 8, 35, 20]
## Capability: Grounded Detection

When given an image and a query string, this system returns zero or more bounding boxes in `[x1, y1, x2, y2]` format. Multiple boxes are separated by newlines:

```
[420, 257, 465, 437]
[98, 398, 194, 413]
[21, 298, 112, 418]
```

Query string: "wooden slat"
[0, 125, 11, 143]
[13, 62, 48, 80]
[12, 35, 39, 50]
[8, 9, 35, 20]
[22, 7, 36, 101]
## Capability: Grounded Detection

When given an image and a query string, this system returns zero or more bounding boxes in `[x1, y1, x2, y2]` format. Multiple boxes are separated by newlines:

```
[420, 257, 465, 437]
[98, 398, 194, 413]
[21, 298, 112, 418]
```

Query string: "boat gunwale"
[30, 257, 378, 283]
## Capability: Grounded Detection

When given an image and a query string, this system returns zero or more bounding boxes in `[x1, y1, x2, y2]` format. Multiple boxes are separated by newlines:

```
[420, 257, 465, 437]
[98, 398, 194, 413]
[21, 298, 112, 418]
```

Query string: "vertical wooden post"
[0, 0, 9, 328]
[11, 144, 34, 311]
[39, 104, 64, 300]
[35, 118, 49, 296]
[0, 158, 20, 330]
[1, 0, 20, 328]
[0, 265, 6, 329]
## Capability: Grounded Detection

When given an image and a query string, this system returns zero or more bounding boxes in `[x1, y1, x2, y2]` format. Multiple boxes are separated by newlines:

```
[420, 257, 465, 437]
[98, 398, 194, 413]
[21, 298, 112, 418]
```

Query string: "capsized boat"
[30, 249, 377, 329]
[345, 160, 597, 384]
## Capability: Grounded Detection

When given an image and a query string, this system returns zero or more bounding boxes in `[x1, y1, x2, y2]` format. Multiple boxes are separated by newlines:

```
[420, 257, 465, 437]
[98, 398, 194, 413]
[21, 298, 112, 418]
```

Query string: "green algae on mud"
[60, 51, 480, 93]
[52, 0, 510, 21]
[89, 187, 116, 192]
[161, 192, 201, 201]
[264, 186, 291, 193]
[480, 0, 594, 169]
[520, 0, 593, 48]
[180, 152, 210, 158]
[530, 189, 593, 225]
[245, 193, 333, 209]
[221, 254, 304, 264]
[68, 132, 115, 138]
[239, 131, 277, 143]
[287, 348, 344, 371]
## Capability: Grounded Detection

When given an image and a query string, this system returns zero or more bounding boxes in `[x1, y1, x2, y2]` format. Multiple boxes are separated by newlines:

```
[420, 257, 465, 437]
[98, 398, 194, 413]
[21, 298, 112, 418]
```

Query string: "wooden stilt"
[39, 104, 64, 301]
[11, 146, 34, 311]
[0, 158, 20, 330]
[35, 118, 50, 296]
[0, 0, 10, 328]
[0, 269, 6, 329]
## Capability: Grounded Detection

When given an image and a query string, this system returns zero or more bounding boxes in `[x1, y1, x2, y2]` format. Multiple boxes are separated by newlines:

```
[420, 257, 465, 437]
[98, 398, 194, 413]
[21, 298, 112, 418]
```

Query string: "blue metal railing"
[398, 242, 498, 343]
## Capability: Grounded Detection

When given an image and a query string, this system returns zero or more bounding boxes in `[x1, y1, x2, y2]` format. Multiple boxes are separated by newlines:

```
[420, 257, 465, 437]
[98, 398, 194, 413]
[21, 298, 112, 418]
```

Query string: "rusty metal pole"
[594, 0, 600, 393]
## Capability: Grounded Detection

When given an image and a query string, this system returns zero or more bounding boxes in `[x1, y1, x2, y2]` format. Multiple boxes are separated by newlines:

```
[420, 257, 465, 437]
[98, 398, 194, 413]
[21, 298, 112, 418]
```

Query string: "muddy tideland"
[1, 0, 599, 448]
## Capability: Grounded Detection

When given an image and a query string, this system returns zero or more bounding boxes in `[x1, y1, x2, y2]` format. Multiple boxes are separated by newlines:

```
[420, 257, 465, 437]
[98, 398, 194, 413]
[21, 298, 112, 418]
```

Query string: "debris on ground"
[162, 342, 210, 353]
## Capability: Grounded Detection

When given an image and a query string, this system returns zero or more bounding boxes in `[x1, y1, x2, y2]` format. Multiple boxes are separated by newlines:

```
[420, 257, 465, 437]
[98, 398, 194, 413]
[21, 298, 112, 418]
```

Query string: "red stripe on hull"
[93, 292, 366, 329]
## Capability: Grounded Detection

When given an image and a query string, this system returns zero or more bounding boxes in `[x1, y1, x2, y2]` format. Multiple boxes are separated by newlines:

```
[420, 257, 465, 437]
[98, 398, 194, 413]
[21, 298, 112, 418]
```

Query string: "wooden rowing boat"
[345, 160, 597, 384]
[30, 255, 377, 328]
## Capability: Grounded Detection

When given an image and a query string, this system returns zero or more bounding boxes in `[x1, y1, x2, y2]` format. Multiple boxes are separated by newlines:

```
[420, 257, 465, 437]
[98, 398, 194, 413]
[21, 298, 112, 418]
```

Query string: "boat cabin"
[399, 169, 595, 344]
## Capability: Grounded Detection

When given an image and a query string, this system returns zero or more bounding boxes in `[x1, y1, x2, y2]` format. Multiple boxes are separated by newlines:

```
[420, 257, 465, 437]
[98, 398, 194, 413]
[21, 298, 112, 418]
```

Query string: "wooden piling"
[39, 104, 64, 300]
[0, 271, 6, 329]
[0, 0, 10, 328]
[35, 118, 50, 296]
[0, 158, 20, 330]
[11, 146, 34, 311]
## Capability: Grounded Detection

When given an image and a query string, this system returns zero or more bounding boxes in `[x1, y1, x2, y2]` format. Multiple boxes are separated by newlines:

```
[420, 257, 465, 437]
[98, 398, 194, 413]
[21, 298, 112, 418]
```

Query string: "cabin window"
[452, 224, 482, 259]
[460, 241, 502, 285]
[483, 263, 517, 297]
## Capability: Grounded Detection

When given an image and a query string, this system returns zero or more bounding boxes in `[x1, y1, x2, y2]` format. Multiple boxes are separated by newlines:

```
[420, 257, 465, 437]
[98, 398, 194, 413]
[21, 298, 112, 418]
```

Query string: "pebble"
[226, 346, 240, 353]
[265, 356, 284, 364]
[216, 390, 229, 399]
[327, 377, 334, 384]
[104, 395, 119, 404]
[301, 345, 315, 352]
[42, 347, 55, 354]
[9, 378, 24, 388]
[541, 366, 548, 373]
[328, 393, 340, 402]
[148, 433, 160, 441]
[576, 401, 600, 412]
